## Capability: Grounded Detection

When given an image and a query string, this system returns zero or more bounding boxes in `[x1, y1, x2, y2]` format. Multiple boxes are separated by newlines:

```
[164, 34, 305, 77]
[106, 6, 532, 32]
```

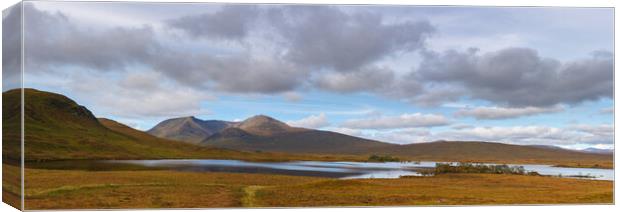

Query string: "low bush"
[368, 154, 400, 162]
[431, 163, 540, 176]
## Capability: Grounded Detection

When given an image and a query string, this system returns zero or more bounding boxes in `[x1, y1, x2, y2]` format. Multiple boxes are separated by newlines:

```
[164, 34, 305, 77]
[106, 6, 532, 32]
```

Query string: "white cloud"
[330, 124, 613, 148]
[328, 127, 432, 144]
[286, 113, 330, 129]
[340, 113, 451, 129]
[434, 125, 613, 146]
[455, 105, 564, 120]
[569, 124, 613, 137]
[600, 107, 614, 114]
[65, 71, 214, 119]
[281, 91, 303, 102]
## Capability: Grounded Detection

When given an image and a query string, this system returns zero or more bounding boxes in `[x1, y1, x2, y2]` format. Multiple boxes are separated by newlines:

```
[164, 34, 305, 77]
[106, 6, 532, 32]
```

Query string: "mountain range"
[147, 110, 613, 165]
[3, 88, 613, 167]
[148, 114, 393, 154]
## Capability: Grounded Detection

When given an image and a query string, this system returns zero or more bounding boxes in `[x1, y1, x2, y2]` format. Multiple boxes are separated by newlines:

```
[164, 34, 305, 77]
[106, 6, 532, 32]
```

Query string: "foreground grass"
[256, 174, 612, 206]
[10, 164, 612, 209]
[2, 163, 21, 209]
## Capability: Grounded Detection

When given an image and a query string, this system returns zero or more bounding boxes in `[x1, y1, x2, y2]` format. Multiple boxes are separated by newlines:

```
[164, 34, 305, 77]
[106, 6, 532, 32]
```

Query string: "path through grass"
[241, 186, 265, 207]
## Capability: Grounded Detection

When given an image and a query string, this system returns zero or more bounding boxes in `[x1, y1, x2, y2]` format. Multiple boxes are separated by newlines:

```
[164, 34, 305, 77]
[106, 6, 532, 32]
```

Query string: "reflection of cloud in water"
[104, 159, 614, 181]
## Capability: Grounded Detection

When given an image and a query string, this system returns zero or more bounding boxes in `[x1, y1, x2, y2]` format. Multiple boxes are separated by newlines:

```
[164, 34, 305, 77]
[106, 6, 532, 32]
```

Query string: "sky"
[2, 1, 614, 150]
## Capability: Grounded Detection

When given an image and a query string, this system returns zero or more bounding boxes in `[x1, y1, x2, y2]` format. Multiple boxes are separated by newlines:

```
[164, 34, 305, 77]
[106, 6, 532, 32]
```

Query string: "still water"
[101, 159, 613, 181]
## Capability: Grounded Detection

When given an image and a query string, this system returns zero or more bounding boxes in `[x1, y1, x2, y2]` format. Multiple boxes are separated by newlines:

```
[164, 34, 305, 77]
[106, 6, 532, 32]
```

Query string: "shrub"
[368, 154, 400, 162]
[432, 163, 537, 176]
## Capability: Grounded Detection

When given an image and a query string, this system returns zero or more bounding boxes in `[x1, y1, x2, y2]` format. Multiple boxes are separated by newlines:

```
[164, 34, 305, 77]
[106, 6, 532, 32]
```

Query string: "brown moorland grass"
[255, 174, 613, 206]
[2, 164, 21, 209]
[22, 165, 323, 209]
[16, 164, 613, 209]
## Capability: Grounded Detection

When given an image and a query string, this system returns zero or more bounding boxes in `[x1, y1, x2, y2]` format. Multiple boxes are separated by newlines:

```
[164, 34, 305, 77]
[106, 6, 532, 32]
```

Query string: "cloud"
[281, 91, 303, 102]
[406, 86, 464, 107]
[153, 53, 306, 93]
[416, 47, 613, 107]
[2, 3, 22, 91]
[600, 107, 614, 114]
[21, 4, 303, 95]
[20, 3, 613, 111]
[341, 113, 451, 129]
[166, 5, 259, 41]
[23, 3, 160, 72]
[569, 124, 613, 138]
[332, 124, 613, 147]
[451, 124, 473, 130]
[433, 125, 613, 146]
[286, 113, 330, 129]
[455, 105, 564, 120]
[83, 72, 214, 118]
[313, 66, 395, 92]
[269, 6, 435, 71]
[64, 71, 214, 119]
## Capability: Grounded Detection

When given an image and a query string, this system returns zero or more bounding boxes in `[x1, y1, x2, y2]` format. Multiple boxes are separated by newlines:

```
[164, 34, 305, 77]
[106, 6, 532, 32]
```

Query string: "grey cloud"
[313, 66, 395, 92]
[270, 6, 435, 71]
[23, 3, 160, 72]
[166, 5, 259, 40]
[153, 52, 306, 93]
[2, 3, 22, 91]
[408, 87, 464, 107]
[22, 4, 303, 94]
[455, 105, 564, 120]
[416, 47, 613, 107]
[19, 3, 612, 109]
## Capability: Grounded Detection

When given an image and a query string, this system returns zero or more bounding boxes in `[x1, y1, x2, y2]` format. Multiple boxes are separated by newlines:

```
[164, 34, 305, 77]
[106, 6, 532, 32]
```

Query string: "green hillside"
[16, 88, 196, 160]
[2, 89, 21, 162]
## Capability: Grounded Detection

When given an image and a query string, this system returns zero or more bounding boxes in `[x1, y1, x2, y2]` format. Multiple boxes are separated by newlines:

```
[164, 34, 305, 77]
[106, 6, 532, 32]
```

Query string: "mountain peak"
[147, 116, 234, 144]
[178, 116, 199, 121]
[244, 114, 279, 123]
[237, 115, 296, 136]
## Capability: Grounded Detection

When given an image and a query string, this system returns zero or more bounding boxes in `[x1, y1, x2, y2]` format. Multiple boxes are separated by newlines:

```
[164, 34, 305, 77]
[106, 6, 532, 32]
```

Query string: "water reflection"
[104, 160, 614, 181]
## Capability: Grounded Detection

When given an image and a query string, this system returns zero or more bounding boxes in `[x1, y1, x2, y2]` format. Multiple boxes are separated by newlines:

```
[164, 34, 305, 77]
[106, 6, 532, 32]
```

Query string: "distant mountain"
[376, 141, 612, 166]
[147, 116, 235, 144]
[580, 148, 614, 155]
[201, 115, 393, 154]
[526, 145, 567, 151]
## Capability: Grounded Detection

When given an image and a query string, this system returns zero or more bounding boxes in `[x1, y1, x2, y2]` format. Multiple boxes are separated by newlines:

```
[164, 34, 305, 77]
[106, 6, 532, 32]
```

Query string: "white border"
[0, 1, 617, 212]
